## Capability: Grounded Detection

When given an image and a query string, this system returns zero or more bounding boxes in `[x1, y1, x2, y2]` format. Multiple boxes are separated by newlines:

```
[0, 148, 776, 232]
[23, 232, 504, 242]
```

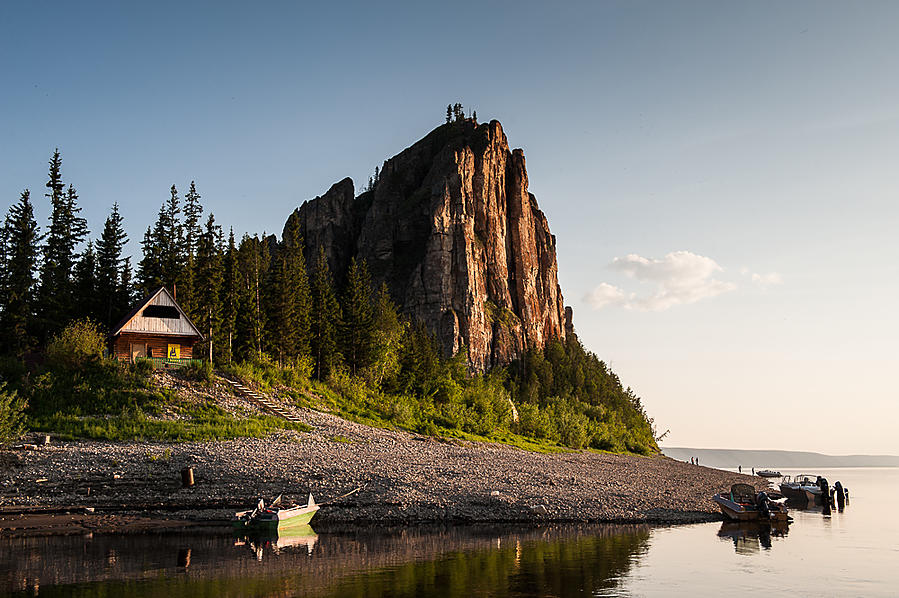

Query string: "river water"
[2, 467, 896, 597]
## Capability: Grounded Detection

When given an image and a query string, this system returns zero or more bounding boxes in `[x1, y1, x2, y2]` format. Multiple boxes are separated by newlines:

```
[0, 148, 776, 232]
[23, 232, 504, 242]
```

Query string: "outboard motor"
[756, 491, 772, 519]
[818, 477, 831, 515]
[834, 481, 845, 510]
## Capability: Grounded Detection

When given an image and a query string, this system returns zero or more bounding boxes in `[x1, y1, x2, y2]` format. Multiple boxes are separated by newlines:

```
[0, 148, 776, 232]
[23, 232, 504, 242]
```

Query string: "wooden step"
[214, 373, 304, 425]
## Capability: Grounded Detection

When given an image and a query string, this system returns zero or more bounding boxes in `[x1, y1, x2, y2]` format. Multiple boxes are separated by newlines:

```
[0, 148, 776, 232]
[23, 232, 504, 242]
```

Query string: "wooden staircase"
[218, 375, 304, 423]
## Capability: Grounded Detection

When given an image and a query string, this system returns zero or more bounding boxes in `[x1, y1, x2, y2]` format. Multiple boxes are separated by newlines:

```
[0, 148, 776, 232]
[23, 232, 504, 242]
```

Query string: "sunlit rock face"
[286, 119, 569, 371]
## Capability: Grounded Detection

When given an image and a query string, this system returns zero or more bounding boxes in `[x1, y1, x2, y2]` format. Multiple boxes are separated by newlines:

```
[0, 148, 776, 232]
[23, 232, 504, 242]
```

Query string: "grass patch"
[329, 435, 353, 443]
[30, 410, 310, 442]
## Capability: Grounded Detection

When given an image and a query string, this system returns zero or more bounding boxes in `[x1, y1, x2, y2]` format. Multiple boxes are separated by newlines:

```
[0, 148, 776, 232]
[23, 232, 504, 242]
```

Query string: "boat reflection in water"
[717, 521, 790, 554]
[234, 523, 319, 561]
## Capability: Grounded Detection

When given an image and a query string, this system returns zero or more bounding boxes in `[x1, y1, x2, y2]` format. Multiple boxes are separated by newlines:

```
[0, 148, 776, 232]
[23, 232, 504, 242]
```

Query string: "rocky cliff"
[286, 119, 570, 371]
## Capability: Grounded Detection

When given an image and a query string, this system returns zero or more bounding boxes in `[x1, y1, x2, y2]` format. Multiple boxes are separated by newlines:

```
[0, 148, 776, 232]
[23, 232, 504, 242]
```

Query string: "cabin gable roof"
[110, 287, 204, 339]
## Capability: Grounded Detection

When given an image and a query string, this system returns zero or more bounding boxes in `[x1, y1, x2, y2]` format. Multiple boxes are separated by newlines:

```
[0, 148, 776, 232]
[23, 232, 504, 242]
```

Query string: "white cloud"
[750, 271, 783, 288]
[586, 251, 737, 312]
[584, 282, 627, 309]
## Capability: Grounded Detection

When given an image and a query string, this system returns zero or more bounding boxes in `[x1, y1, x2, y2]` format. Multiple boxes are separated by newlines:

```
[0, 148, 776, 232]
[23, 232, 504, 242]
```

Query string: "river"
[2, 467, 896, 597]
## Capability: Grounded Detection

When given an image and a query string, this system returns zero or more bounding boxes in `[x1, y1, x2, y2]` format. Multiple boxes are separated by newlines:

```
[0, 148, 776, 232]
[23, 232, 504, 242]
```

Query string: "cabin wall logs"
[111, 332, 197, 361]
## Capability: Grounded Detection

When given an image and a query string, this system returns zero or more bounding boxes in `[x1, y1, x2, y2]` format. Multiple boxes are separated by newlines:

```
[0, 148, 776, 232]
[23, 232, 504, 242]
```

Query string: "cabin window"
[143, 305, 180, 319]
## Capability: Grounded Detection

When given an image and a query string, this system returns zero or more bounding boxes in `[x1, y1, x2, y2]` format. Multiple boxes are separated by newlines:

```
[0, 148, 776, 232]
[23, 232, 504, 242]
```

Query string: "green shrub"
[133, 358, 156, 377]
[45, 319, 105, 369]
[183, 360, 213, 383]
[0, 382, 27, 445]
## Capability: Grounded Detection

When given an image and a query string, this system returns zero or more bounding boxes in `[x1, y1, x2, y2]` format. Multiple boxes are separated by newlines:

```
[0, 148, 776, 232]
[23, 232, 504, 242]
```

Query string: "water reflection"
[1, 524, 651, 597]
[717, 521, 789, 555]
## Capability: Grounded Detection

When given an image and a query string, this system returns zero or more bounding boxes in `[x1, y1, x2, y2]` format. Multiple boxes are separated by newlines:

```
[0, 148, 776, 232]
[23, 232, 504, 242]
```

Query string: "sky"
[2, 1, 897, 454]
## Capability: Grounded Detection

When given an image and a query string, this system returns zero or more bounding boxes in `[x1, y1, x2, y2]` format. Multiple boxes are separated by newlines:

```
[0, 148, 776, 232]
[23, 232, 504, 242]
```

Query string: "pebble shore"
[1, 404, 763, 531]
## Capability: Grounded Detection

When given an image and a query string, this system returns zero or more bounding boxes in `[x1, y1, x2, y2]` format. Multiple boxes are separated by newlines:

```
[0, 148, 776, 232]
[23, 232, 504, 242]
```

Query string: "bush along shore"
[1, 399, 762, 533]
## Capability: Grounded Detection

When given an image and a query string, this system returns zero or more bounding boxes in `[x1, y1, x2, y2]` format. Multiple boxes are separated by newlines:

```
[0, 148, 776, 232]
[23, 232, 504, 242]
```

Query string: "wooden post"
[181, 467, 195, 487]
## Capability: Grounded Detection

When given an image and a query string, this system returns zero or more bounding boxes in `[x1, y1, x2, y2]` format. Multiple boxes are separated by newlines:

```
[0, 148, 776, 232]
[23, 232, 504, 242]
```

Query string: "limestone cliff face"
[286, 119, 568, 371]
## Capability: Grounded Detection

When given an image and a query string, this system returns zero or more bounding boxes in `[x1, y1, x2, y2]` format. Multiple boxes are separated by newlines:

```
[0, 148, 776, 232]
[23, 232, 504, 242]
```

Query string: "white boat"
[234, 493, 320, 532]
[779, 474, 822, 505]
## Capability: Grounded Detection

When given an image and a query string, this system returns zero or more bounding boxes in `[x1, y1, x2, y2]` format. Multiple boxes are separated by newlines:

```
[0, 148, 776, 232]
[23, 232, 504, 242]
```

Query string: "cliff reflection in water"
[1, 524, 651, 597]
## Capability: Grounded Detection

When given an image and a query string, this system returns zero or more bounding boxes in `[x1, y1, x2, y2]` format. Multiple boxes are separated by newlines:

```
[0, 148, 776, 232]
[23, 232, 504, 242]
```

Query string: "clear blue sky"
[2, 1, 897, 453]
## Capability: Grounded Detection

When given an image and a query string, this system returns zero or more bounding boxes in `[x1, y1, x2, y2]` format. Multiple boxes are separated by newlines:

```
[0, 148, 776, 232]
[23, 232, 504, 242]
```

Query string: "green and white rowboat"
[234, 493, 319, 532]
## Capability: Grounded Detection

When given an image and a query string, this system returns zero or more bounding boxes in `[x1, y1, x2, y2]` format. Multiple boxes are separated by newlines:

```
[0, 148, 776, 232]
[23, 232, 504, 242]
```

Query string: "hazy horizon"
[2, 1, 897, 454]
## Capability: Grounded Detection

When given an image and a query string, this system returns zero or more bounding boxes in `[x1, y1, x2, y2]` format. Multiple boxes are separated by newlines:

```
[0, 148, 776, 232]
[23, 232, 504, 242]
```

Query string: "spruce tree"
[137, 225, 162, 294]
[183, 182, 203, 259]
[159, 185, 185, 298]
[119, 256, 135, 310]
[270, 217, 310, 365]
[194, 214, 223, 363]
[310, 247, 341, 379]
[72, 240, 98, 321]
[370, 282, 406, 386]
[446, 104, 452, 123]
[37, 151, 88, 338]
[234, 235, 267, 360]
[0, 190, 41, 356]
[95, 203, 129, 327]
[181, 181, 203, 317]
[339, 258, 375, 376]
[220, 229, 238, 363]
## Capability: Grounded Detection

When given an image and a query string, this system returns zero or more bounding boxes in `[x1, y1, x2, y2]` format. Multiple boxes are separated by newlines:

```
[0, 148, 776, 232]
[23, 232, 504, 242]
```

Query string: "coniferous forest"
[0, 150, 658, 454]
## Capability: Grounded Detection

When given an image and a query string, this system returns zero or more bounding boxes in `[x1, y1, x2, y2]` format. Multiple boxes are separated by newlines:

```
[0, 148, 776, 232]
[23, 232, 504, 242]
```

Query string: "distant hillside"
[662, 447, 899, 469]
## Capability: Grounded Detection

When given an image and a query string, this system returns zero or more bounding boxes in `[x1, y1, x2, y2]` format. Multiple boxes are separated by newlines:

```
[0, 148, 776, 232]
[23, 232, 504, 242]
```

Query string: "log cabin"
[109, 287, 204, 362]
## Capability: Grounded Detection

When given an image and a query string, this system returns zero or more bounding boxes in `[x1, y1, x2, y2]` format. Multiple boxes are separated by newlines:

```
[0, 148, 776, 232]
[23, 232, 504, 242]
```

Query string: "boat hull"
[234, 505, 319, 532]
[779, 485, 822, 505]
[713, 494, 791, 523]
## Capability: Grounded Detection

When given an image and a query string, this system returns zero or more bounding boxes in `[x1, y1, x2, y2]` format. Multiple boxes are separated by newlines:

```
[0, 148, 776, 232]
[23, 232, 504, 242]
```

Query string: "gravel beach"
[1, 401, 763, 533]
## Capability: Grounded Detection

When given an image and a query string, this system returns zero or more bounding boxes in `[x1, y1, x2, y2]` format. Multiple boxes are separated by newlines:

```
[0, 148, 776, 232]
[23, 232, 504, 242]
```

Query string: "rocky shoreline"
[0, 404, 764, 535]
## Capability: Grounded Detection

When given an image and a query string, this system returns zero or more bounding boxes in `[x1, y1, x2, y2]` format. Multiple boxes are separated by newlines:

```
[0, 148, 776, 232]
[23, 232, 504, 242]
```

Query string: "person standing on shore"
[739, 465, 742, 473]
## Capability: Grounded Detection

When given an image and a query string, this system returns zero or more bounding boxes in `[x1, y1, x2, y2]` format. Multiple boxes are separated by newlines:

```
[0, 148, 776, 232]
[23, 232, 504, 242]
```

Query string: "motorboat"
[712, 483, 792, 523]
[756, 469, 782, 478]
[779, 474, 822, 505]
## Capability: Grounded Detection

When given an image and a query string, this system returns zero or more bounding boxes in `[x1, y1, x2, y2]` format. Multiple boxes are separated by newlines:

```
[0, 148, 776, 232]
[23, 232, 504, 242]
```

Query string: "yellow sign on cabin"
[167, 344, 181, 359]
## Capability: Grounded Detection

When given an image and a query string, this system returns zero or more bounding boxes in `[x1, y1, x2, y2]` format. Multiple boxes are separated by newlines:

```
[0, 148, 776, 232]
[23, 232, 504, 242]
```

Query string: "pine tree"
[339, 258, 375, 376]
[194, 214, 223, 363]
[37, 151, 88, 338]
[0, 190, 41, 356]
[220, 229, 238, 363]
[446, 104, 452, 123]
[95, 203, 129, 327]
[310, 247, 341, 379]
[72, 240, 98, 321]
